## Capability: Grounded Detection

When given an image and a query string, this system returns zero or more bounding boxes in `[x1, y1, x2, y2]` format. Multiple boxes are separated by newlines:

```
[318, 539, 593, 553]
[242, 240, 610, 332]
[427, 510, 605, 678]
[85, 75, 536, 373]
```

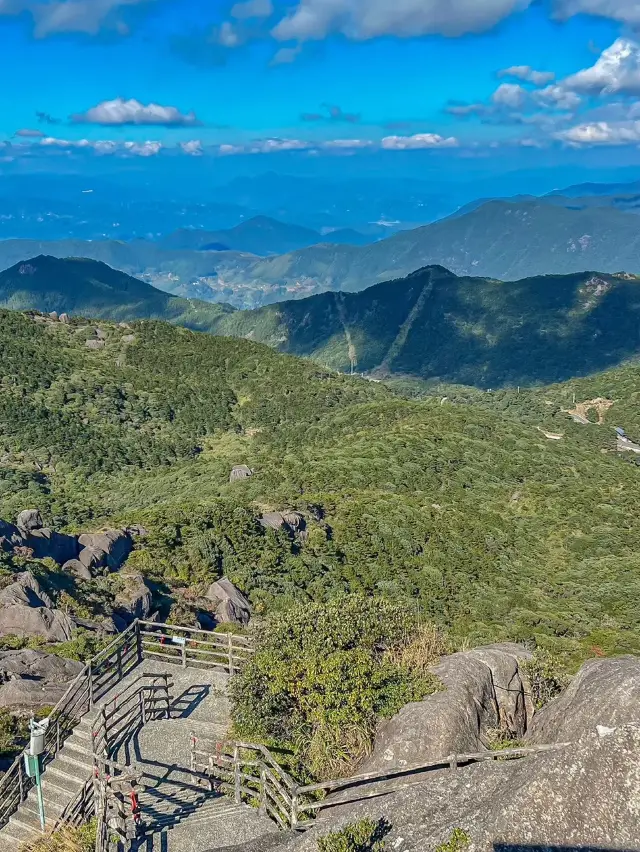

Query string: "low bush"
[318, 818, 389, 852]
[521, 648, 571, 709]
[230, 595, 442, 778]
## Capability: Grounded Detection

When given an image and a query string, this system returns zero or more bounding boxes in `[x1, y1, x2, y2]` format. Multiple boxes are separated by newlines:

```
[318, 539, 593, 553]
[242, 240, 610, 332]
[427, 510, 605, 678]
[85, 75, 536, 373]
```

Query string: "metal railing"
[91, 673, 172, 760]
[0, 621, 141, 831]
[191, 738, 571, 831]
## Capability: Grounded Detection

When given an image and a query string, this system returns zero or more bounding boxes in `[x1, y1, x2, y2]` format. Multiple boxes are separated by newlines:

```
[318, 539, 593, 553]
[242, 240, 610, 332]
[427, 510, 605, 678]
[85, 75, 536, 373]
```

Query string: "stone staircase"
[0, 659, 279, 851]
[1, 715, 96, 850]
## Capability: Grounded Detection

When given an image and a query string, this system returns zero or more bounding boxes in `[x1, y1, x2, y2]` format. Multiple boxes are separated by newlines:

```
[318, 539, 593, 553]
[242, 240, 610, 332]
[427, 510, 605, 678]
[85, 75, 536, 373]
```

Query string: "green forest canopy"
[1, 308, 640, 667]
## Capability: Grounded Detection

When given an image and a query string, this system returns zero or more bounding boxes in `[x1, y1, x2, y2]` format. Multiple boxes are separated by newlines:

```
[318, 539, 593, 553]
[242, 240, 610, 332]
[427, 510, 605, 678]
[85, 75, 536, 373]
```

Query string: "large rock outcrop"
[0, 572, 75, 641]
[0, 649, 83, 710]
[77, 529, 133, 575]
[22, 527, 78, 564]
[0, 513, 134, 573]
[282, 724, 640, 852]
[527, 654, 640, 744]
[206, 577, 252, 625]
[114, 573, 153, 624]
[361, 643, 532, 774]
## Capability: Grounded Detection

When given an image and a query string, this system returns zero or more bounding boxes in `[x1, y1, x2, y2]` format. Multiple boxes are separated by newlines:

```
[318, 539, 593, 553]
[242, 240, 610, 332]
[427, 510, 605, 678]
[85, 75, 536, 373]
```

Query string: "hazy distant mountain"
[234, 199, 640, 294]
[0, 256, 232, 331]
[547, 179, 640, 198]
[216, 265, 640, 387]
[159, 216, 370, 256]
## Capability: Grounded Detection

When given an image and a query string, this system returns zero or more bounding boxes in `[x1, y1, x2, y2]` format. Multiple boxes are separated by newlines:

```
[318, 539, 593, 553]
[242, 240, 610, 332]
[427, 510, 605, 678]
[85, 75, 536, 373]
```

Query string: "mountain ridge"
[214, 264, 640, 387]
[0, 255, 233, 331]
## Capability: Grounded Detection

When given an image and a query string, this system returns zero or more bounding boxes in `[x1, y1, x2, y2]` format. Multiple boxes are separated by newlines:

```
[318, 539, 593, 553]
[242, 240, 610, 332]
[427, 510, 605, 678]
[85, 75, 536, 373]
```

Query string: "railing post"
[227, 633, 235, 676]
[88, 663, 94, 711]
[259, 767, 267, 816]
[233, 745, 241, 804]
[291, 790, 299, 829]
[139, 688, 146, 727]
[18, 758, 25, 803]
[181, 642, 187, 669]
[449, 755, 458, 772]
[117, 647, 123, 681]
[136, 620, 143, 665]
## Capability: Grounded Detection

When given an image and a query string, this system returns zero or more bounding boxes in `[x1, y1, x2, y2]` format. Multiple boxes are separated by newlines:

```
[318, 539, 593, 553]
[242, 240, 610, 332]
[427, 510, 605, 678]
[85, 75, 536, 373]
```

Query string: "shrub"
[521, 649, 571, 710]
[318, 818, 389, 852]
[435, 828, 471, 852]
[230, 595, 441, 777]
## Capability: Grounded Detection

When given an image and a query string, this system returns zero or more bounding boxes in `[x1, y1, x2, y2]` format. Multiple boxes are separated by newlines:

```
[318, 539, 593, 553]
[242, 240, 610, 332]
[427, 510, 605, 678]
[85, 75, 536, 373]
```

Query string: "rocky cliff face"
[276, 654, 640, 852]
[361, 643, 532, 774]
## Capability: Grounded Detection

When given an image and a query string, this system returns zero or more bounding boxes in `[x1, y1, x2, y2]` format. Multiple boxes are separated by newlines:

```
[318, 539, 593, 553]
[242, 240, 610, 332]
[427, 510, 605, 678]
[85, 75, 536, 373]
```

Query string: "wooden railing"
[191, 738, 571, 831]
[139, 621, 253, 674]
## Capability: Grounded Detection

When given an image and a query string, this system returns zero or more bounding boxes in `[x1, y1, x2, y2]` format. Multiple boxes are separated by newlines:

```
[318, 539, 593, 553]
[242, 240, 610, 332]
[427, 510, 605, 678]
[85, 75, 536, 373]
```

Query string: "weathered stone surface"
[62, 558, 93, 581]
[361, 643, 529, 772]
[0, 649, 83, 710]
[85, 339, 105, 350]
[282, 724, 640, 852]
[0, 572, 54, 609]
[0, 572, 74, 641]
[22, 527, 78, 563]
[527, 655, 640, 745]
[16, 509, 43, 532]
[206, 577, 251, 625]
[259, 511, 286, 531]
[59, 313, 70, 324]
[467, 643, 533, 738]
[282, 511, 305, 531]
[77, 529, 133, 572]
[0, 601, 74, 642]
[361, 644, 531, 775]
[114, 573, 153, 623]
[259, 511, 306, 534]
[229, 465, 253, 482]
[0, 519, 22, 551]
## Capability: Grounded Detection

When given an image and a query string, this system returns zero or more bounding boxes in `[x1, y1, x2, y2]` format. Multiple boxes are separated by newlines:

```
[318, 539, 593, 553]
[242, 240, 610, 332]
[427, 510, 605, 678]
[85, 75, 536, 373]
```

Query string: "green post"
[33, 756, 45, 832]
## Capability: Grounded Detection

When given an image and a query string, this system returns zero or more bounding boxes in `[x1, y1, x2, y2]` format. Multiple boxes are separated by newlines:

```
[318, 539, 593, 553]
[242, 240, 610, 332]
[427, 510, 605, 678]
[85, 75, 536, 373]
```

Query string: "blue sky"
[2, 0, 640, 177]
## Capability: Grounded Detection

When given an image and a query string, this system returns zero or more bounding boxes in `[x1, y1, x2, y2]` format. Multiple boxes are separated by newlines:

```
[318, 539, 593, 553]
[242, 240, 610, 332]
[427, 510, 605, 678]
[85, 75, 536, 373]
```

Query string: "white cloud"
[498, 65, 556, 85]
[272, 0, 534, 41]
[563, 38, 640, 95]
[555, 0, 640, 26]
[270, 44, 303, 64]
[123, 140, 162, 156]
[492, 82, 527, 108]
[321, 138, 374, 148]
[72, 98, 201, 127]
[231, 0, 273, 18]
[381, 132, 459, 149]
[37, 136, 163, 156]
[555, 119, 640, 144]
[0, 0, 151, 37]
[15, 128, 45, 137]
[179, 140, 203, 156]
[218, 21, 241, 47]
[533, 84, 582, 109]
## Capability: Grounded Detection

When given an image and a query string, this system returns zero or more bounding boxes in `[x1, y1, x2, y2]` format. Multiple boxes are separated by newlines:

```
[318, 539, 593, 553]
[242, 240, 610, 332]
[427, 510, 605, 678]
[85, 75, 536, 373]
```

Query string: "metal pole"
[34, 755, 45, 832]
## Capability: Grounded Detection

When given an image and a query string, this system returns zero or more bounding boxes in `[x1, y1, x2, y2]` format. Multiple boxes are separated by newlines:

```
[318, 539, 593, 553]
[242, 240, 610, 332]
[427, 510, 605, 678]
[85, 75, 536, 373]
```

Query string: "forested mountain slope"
[0, 255, 233, 331]
[1, 308, 640, 665]
[216, 265, 640, 386]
